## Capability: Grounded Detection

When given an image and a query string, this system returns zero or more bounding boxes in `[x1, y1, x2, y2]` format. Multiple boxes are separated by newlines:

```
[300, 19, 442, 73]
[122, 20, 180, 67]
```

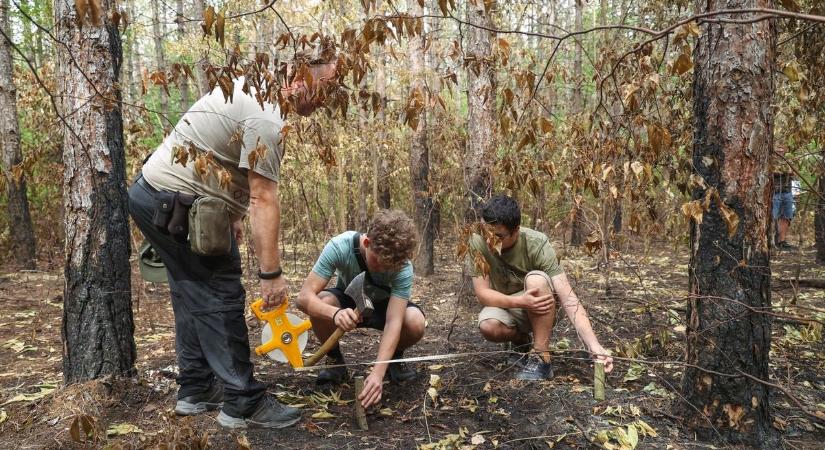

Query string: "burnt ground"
[0, 239, 823, 449]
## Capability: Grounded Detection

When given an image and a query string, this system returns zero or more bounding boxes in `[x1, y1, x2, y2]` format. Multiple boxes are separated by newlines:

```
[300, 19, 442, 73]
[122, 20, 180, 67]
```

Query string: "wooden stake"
[594, 361, 606, 401]
[354, 376, 368, 430]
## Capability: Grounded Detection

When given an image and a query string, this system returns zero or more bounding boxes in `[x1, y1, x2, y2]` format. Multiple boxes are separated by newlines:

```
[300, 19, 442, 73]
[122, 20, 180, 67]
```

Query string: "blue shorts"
[772, 192, 795, 220]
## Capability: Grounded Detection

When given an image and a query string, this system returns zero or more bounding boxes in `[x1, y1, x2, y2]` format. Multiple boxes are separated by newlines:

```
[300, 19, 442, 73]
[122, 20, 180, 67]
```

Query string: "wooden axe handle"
[304, 327, 346, 367]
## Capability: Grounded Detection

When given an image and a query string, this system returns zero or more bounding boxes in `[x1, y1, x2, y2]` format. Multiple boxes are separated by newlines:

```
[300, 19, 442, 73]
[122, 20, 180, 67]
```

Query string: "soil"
[0, 239, 823, 449]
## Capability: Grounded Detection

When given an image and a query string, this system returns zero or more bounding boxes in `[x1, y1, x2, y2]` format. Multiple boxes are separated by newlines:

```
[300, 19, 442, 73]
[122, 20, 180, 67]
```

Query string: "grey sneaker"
[217, 396, 301, 429]
[174, 382, 223, 416]
[515, 353, 554, 381]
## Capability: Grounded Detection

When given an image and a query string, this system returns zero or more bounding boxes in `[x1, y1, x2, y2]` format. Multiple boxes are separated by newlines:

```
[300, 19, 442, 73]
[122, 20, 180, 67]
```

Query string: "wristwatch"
[258, 267, 283, 279]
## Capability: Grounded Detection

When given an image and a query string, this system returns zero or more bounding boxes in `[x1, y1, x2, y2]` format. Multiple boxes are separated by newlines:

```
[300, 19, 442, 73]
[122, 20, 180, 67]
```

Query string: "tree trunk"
[464, 0, 496, 220]
[816, 158, 825, 264]
[55, 0, 136, 383]
[176, 0, 189, 111]
[151, 0, 168, 118]
[374, 44, 391, 209]
[569, 0, 585, 247]
[191, 0, 210, 95]
[409, 0, 434, 276]
[1, 0, 36, 269]
[680, 1, 775, 445]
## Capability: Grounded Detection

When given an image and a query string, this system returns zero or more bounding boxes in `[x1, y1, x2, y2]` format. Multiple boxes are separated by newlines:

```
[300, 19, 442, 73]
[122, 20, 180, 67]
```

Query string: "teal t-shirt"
[311, 231, 414, 301]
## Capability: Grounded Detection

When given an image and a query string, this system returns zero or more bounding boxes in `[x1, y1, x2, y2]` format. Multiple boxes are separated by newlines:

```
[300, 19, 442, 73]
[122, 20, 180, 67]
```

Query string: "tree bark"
[151, 0, 168, 117]
[680, 1, 775, 445]
[570, 0, 586, 247]
[816, 161, 825, 264]
[55, 0, 136, 382]
[409, 0, 434, 276]
[374, 44, 391, 209]
[464, 0, 496, 220]
[176, 0, 189, 111]
[1, 0, 37, 269]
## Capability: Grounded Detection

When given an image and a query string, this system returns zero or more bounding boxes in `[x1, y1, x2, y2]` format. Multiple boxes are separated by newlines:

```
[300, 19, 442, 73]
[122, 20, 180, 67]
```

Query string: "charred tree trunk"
[816, 158, 825, 264]
[464, 0, 496, 220]
[374, 44, 391, 209]
[409, 0, 434, 276]
[151, 0, 168, 118]
[55, 0, 136, 382]
[680, 2, 775, 445]
[569, 0, 586, 247]
[0, 0, 36, 269]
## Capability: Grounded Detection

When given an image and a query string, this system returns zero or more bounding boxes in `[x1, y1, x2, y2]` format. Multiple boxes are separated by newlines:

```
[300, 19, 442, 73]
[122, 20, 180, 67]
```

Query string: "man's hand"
[358, 371, 383, 408]
[589, 344, 614, 373]
[261, 276, 287, 309]
[333, 308, 360, 331]
[518, 288, 555, 314]
[232, 220, 243, 242]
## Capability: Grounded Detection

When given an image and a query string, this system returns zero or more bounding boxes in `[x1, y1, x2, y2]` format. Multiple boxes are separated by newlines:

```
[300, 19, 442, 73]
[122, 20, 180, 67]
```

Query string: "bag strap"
[352, 232, 392, 293]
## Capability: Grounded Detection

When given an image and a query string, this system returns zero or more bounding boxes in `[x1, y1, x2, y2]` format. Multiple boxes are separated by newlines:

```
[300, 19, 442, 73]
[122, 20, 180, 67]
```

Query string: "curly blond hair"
[367, 209, 417, 269]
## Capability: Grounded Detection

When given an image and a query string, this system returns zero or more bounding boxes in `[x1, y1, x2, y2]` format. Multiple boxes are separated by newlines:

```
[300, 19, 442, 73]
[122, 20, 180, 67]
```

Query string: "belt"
[135, 173, 159, 194]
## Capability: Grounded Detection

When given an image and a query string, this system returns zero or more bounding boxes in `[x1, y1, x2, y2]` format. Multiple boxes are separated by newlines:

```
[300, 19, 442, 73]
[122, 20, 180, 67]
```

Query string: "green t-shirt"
[465, 227, 563, 295]
[311, 231, 413, 302]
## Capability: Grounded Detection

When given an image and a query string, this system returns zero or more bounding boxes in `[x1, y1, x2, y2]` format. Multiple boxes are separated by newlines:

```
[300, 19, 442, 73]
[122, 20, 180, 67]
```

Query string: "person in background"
[773, 145, 798, 251]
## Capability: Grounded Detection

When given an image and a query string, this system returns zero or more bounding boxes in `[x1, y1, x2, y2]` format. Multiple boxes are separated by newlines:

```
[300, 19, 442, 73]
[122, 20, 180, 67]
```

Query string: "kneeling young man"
[467, 195, 613, 380]
[298, 209, 425, 408]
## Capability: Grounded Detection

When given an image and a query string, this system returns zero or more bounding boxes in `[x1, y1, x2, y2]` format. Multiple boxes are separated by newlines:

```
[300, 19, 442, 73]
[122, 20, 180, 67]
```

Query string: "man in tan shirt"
[129, 59, 336, 429]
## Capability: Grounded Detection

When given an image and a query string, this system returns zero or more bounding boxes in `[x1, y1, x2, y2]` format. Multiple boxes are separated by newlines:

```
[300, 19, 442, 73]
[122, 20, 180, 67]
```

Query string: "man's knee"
[525, 272, 553, 294]
[403, 308, 426, 340]
[479, 319, 512, 341]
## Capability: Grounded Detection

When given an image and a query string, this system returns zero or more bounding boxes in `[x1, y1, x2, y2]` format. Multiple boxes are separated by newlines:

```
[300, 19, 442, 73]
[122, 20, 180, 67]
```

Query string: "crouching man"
[297, 209, 425, 408]
[466, 195, 614, 380]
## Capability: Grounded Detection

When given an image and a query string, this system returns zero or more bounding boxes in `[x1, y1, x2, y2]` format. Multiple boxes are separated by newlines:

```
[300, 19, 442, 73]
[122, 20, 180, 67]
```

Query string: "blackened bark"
[570, 206, 585, 246]
[55, 0, 136, 382]
[816, 166, 825, 264]
[464, 0, 496, 221]
[0, 0, 37, 269]
[680, 2, 775, 445]
[375, 46, 391, 209]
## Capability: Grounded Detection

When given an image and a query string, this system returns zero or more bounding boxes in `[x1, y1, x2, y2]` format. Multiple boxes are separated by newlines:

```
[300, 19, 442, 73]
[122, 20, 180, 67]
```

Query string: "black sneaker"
[174, 381, 223, 416]
[777, 241, 798, 251]
[217, 395, 301, 429]
[515, 353, 554, 381]
[316, 357, 349, 387]
[505, 342, 531, 367]
[387, 361, 417, 384]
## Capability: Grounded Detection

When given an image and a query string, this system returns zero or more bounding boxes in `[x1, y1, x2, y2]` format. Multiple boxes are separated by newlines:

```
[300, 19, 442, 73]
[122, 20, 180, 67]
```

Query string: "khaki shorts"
[477, 270, 554, 333]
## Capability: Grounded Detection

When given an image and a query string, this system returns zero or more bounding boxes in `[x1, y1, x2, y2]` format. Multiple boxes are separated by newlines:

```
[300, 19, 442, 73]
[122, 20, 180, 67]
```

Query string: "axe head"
[344, 272, 376, 320]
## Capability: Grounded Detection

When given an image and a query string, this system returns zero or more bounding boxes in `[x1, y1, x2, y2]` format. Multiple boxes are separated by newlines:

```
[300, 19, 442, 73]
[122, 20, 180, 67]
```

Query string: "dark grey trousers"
[128, 174, 265, 417]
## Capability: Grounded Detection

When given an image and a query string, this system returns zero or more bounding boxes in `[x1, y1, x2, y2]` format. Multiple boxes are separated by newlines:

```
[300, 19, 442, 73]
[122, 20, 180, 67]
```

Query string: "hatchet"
[304, 272, 375, 366]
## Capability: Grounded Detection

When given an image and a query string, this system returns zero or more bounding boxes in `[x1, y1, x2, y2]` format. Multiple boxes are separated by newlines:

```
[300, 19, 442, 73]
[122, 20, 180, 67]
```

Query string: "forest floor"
[0, 237, 823, 449]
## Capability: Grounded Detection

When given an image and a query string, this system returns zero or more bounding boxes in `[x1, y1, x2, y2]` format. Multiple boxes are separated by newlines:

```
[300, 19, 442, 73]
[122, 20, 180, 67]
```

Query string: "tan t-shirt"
[465, 227, 563, 295]
[142, 77, 284, 221]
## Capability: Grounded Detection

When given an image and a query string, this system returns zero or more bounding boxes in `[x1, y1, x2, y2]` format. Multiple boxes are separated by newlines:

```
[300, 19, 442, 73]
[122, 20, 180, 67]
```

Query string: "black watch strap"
[258, 267, 283, 279]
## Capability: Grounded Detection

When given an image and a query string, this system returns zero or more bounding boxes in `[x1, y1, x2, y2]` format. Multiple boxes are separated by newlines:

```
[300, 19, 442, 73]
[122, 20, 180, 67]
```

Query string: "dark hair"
[481, 195, 521, 230]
